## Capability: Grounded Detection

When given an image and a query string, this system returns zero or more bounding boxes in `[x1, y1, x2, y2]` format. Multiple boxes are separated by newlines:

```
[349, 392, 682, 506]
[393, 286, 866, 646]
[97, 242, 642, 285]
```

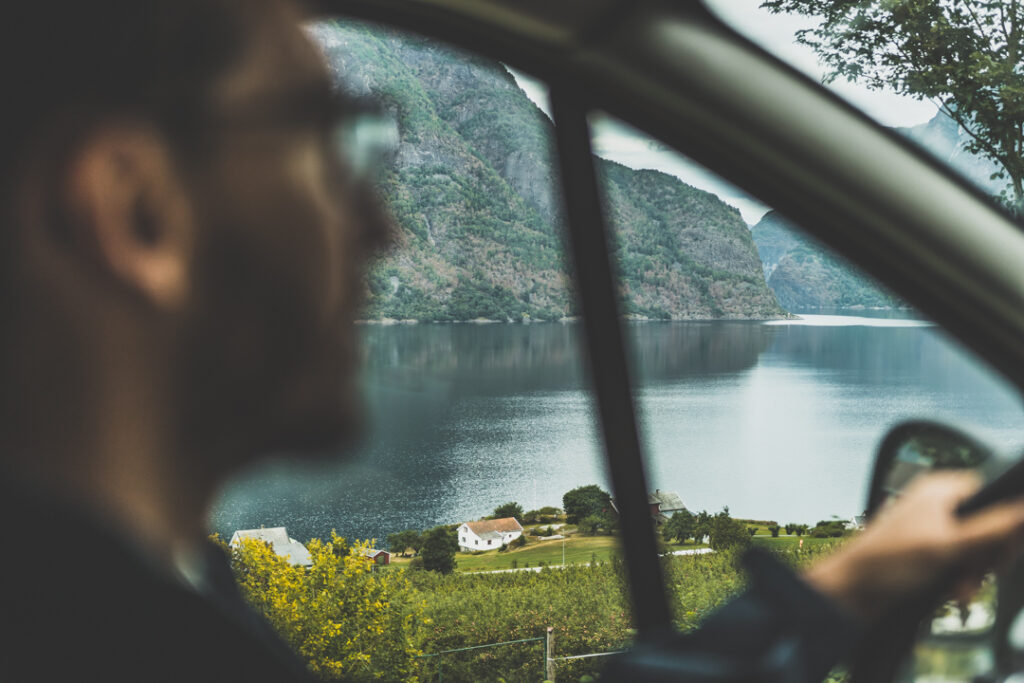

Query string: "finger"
[955, 497, 1024, 551]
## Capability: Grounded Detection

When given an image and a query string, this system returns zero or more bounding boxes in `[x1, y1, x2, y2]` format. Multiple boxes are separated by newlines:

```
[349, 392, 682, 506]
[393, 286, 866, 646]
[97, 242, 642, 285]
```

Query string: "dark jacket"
[0, 483, 317, 682]
[602, 549, 859, 682]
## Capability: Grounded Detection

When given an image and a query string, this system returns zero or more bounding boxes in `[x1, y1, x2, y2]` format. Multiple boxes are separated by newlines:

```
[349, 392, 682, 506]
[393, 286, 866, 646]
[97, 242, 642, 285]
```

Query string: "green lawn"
[455, 535, 619, 572]
[452, 535, 710, 572]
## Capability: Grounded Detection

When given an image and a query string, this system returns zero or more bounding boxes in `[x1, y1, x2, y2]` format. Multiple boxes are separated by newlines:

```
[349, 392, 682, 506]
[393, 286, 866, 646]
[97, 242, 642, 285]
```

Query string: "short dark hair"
[0, 0, 271, 199]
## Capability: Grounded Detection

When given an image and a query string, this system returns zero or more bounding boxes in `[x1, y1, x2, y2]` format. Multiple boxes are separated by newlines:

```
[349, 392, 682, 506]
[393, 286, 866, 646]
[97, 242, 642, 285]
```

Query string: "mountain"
[748, 111, 998, 312]
[311, 21, 786, 321]
[897, 111, 1003, 195]
[751, 211, 900, 311]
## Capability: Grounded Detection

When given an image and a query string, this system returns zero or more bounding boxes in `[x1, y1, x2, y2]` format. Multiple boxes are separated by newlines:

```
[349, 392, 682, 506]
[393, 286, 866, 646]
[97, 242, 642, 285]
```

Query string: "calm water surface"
[210, 315, 1024, 543]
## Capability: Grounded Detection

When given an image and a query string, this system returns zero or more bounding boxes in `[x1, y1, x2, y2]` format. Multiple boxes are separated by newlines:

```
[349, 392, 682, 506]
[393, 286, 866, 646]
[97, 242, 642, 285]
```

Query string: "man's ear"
[63, 125, 195, 310]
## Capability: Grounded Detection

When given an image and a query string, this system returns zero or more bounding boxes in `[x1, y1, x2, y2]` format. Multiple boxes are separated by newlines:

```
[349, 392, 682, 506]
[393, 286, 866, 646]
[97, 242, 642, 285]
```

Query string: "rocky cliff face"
[751, 211, 900, 311]
[311, 21, 786, 320]
[748, 111, 996, 312]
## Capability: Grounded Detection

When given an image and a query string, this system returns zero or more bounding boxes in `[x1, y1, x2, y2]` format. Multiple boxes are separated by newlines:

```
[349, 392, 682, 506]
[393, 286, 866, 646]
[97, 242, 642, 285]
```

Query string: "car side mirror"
[861, 420, 1004, 683]
[866, 420, 995, 519]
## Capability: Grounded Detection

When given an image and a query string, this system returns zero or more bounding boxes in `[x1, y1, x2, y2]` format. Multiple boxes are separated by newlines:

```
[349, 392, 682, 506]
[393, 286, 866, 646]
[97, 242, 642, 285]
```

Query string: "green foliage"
[663, 509, 697, 544]
[232, 523, 845, 681]
[231, 534, 424, 681]
[387, 529, 422, 557]
[512, 534, 527, 548]
[578, 514, 606, 536]
[694, 510, 713, 542]
[811, 520, 847, 539]
[761, 0, 1024, 211]
[522, 506, 562, 524]
[769, 524, 781, 538]
[420, 525, 459, 574]
[708, 508, 753, 551]
[562, 485, 612, 524]
[492, 501, 524, 520]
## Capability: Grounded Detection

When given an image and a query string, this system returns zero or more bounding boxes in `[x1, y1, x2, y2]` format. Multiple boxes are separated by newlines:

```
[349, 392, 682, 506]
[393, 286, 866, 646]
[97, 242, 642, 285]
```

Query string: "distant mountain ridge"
[747, 111, 999, 312]
[313, 21, 787, 321]
[750, 211, 900, 311]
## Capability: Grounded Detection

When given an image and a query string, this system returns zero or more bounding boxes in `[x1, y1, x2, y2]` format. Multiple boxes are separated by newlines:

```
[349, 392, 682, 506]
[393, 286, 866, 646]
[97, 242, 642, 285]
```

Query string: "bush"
[231, 535, 423, 681]
[513, 534, 527, 548]
[811, 520, 847, 539]
[708, 509, 752, 551]
[768, 525, 780, 538]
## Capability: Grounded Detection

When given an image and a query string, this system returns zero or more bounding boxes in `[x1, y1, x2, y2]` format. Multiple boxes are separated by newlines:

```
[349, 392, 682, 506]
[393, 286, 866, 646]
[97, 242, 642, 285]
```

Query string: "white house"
[458, 517, 523, 552]
[229, 526, 313, 567]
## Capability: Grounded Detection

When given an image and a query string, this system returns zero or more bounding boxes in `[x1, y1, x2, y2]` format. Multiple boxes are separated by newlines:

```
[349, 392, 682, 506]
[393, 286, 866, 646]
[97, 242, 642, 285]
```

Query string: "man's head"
[0, 0, 387, 485]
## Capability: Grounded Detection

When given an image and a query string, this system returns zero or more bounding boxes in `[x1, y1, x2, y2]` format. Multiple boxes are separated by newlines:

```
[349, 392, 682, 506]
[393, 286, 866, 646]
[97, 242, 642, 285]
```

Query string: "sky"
[510, 0, 939, 224]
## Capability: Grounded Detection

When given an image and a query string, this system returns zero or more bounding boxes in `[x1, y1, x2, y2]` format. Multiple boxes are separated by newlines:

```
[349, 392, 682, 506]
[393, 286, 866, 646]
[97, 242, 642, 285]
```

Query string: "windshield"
[704, 0, 1023, 211]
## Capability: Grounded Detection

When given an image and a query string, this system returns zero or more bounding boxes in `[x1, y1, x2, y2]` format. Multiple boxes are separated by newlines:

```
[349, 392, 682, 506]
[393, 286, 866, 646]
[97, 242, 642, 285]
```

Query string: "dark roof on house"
[648, 490, 686, 512]
[465, 517, 523, 534]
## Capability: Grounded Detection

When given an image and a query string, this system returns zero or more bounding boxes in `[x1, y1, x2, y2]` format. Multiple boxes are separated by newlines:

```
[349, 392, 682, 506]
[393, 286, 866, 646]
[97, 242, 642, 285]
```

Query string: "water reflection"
[210, 319, 1023, 544]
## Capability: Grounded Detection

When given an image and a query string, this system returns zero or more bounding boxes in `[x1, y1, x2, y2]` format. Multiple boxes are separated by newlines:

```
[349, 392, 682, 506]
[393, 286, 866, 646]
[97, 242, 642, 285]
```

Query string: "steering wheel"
[850, 421, 1023, 683]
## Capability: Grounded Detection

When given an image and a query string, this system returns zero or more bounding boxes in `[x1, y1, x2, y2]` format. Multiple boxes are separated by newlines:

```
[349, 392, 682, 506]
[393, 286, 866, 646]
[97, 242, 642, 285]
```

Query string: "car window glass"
[211, 21, 630, 682]
[703, 0, 1023, 210]
[589, 110, 1024, 631]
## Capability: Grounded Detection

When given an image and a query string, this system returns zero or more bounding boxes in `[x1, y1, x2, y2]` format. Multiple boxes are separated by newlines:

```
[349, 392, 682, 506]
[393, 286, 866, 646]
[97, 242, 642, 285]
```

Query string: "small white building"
[229, 526, 313, 567]
[458, 517, 523, 552]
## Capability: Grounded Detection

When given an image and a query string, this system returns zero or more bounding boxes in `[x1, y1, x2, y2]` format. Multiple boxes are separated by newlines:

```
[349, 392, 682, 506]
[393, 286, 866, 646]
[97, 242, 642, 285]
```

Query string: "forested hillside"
[750, 211, 901, 311]
[311, 22, 787, 321]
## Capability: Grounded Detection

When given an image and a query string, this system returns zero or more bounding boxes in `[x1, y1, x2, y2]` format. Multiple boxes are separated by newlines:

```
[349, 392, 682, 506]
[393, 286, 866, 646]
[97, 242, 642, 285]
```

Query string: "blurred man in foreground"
[1, 0, 1023, 681]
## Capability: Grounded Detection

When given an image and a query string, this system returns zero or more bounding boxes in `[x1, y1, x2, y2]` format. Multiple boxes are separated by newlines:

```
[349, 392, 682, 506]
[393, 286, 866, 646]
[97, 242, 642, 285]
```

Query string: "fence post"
[545, 626, 556, 681]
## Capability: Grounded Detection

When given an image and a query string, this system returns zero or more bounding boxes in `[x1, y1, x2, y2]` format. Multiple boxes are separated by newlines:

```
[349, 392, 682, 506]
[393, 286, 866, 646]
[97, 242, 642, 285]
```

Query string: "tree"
[761, 0, 1024, 211]
[387, 530, 422, 557]
[492, 501, 524, 520]
[562, 485, 612, 524]
[419, 525, 459, 574]
[708, 509, 752, 551]
[663, 509, 696, 544]
[694, 510, 713, 542]
[769, 524, 781, 538]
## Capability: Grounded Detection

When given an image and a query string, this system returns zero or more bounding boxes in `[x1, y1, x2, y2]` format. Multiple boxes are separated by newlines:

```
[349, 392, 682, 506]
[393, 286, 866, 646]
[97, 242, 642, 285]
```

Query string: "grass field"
[751, 535, 846, 550]
[446, 535, 709, 572]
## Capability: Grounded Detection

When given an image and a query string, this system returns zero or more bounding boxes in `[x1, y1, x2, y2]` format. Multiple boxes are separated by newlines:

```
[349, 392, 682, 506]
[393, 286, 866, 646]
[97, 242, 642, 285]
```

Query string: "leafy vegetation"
[387, 529, 422, 557]
[419, 525, 459, 574]
[491, 501, 524, 520]
[562, 485, 613, 525]
[231, 531, 845, 681]
[761, 0, 1024, 211]
[230, 534, 425, 681]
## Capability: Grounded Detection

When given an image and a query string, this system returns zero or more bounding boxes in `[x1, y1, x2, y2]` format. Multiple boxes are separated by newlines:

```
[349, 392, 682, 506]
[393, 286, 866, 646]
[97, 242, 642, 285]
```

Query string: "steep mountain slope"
[312, 21, 786, 320]
[748, 111, 997, 312]
[751, 211, 900, 311]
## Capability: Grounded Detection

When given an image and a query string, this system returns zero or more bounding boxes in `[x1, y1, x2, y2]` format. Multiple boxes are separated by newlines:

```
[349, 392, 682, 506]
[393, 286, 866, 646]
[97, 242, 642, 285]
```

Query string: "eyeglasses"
[330, 102, 399, 182]
[201, 88, 400, 182]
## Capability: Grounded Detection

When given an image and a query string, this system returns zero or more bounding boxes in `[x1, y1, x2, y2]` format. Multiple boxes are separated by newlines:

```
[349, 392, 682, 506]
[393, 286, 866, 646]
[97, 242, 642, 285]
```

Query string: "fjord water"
[210, 316, 1024, 542]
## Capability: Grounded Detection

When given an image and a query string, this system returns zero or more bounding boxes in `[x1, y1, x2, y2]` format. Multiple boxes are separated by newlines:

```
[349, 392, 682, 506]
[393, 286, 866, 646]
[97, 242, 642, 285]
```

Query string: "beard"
[173, 217, 366, 481]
